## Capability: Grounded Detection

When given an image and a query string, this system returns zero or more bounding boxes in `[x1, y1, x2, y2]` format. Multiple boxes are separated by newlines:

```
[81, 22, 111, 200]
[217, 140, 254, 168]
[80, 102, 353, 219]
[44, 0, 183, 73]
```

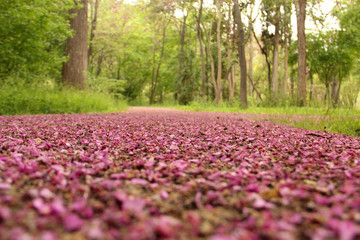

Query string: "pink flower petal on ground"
[0, 183, 11, 190]
[63, 213, 84, 232]
[195, 192, 203, 209]
[85, 220, 103, 240]
[245, 183, 260, 192]
[40, 231, 57, 240]
[209, 234, 236, 240]
[172, 160, 188, 169]
[113, 191, 128, 202]
[154, 216, 181, 238]
[0, 206, 11, 222]
[123, 197, 146, 215]
[328, 219, 359, 240]
[110, 173, 126, 179]
[39, 188, 54, 199]
[33, 198, 51, 215]
[160, 190, 169, 200]
[51, 165, 64, 173]
[130, 178, 148, 186]
[50, 197, 66, 215]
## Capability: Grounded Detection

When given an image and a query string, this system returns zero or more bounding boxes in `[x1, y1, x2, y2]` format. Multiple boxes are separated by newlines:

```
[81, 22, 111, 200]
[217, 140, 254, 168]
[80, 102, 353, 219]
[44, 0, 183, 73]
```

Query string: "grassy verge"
[0, 84, 127, 115]
[162, 102, 360, 137]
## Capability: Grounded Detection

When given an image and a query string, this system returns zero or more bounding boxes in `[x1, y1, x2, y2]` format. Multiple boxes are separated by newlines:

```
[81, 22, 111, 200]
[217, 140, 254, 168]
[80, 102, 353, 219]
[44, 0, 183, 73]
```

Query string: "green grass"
[0, 84, 127, 116]
[161, 102, 360, 137]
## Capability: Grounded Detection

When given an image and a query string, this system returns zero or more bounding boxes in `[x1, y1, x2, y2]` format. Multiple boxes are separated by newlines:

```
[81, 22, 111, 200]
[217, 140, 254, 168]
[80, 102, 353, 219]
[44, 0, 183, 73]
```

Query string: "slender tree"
[271, 3, 280, 99]
[88, 0, 100, 66]
[297, 0, 307, 106]
[234, 0, 248, 108]
[197, 0, 206, 99]
[214, 0, 223, 105]
[62, 0, 88, 89]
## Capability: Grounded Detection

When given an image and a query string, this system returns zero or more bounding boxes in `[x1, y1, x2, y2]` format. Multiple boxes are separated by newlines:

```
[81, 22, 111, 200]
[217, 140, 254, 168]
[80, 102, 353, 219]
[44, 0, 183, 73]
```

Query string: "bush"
[0, 82, 127, 115]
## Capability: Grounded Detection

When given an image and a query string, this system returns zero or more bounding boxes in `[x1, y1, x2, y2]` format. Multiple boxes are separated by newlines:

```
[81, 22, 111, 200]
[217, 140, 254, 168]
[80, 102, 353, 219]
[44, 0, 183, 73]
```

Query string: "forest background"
[0, 0, 360, 134]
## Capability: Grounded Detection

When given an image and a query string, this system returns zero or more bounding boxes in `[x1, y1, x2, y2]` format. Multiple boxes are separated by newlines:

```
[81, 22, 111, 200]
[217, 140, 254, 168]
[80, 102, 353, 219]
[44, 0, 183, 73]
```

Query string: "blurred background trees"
[1, 0, 360, 109]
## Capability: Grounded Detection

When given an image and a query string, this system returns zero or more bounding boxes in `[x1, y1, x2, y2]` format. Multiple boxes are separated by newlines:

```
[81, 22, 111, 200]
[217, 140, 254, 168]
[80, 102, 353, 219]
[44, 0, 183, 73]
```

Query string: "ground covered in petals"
[0, 107, 360, 240]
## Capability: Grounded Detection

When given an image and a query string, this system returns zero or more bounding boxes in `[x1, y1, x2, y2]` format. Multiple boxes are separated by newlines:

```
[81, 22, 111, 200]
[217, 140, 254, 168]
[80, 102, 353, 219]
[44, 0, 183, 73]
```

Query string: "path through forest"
[0, 108, 359, 239]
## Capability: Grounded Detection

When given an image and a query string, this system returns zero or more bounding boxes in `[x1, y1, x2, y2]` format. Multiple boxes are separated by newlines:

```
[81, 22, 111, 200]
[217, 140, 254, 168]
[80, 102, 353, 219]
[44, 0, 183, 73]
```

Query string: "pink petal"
[63, 213, 84, 231]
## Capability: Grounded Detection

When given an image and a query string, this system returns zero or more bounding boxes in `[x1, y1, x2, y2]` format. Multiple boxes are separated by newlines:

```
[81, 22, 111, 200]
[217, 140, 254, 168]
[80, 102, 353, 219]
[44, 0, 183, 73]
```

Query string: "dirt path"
[0, 110, 359, 239]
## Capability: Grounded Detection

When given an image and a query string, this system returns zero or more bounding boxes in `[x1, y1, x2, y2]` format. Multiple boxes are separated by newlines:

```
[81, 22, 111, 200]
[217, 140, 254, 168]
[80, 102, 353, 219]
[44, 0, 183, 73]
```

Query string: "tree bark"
[272, 6, 280, 100]
[248, 21, 254, 96]
[234, 0, 248, 108]
[297, 0, 307, 106]
[214, 1, 223, 105]
[177, 9, 188, 104]
[284, 38, 289, 98]
[197, 0, 206, 99]
[62, 0, 88, 89]
[150, 24, 166, 105]
[88, 0, 99, 67]
[253, 30, 271, 95]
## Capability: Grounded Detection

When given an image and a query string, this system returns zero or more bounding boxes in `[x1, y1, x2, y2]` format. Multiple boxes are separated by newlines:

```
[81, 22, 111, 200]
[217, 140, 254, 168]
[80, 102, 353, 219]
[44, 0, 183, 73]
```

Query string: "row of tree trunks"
[62, 0, 308, 108]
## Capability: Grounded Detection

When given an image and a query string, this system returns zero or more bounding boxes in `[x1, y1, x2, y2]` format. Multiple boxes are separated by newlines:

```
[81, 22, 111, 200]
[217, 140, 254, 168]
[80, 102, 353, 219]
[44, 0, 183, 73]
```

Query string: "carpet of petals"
[0, 108, 360, 240]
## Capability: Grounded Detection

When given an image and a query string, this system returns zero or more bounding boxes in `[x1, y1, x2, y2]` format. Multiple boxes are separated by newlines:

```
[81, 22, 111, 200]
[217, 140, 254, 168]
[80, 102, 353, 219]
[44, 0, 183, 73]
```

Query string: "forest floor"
[0, 107, 360, 240]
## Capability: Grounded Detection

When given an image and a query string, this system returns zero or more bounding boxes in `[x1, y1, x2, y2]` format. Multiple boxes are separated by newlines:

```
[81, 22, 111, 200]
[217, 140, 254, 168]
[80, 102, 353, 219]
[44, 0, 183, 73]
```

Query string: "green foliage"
[0, 0, 74, 80]
[169, 103, 360, 137]
[334, 0, 360, 57]
[0, 81, 127, 116]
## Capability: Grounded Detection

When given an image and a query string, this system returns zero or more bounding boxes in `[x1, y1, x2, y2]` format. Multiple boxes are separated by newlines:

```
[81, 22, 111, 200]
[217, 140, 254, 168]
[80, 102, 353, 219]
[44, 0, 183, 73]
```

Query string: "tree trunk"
[62, 0, 88, 89]
[248, 21, 254, 96]
[229, 67, 235, 105]
[88, 0, 99, 66]
[291, 73, 295, 98]
[96, 52, 103, 77]
[214, 1, 223, 105]
[150, 24, 166, 105]
[331, 77, 339, 107]
[197, 0, 206, 99]
[297, 0, 307, 106]
[283, 3, 290, 99]
[253, 30, 271, 95]
[234, 0, 247, 108]
[309, 75, 313, 102]
[272, 6, 280, 100]
[177, 11, 188, 104]
[284, 39, 289, 98]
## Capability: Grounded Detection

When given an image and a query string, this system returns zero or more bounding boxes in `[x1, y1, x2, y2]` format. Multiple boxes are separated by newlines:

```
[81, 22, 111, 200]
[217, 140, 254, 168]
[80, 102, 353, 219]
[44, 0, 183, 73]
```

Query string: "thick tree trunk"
[331, 77, 340, 107]
[297, 0, 307, 106]
[62, 0, 88, 89]
[234, 0, 247, 108]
